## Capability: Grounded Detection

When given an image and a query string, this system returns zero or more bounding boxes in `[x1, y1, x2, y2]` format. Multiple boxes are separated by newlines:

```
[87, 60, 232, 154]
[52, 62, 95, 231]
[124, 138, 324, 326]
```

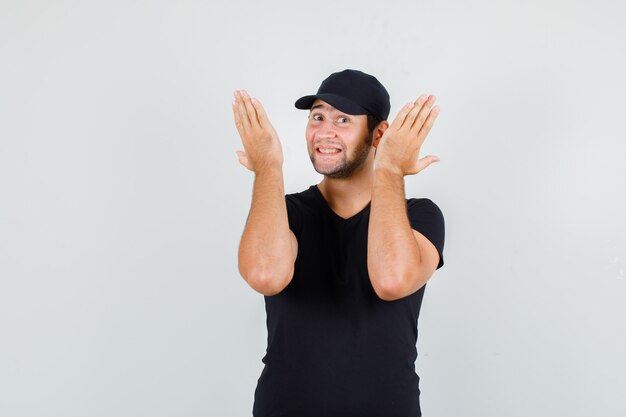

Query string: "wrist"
[373, 165, 405, 195]
[373, 160, 404, 178]
[254, 162, 283, 177]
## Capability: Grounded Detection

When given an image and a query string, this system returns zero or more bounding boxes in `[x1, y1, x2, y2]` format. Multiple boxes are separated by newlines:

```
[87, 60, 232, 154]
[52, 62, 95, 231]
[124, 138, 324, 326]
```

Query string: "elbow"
[247, 271, 291, 296]
[372, 280, 408, 301]
[370, 269, 428, 301]
[239, 263, 293, 296]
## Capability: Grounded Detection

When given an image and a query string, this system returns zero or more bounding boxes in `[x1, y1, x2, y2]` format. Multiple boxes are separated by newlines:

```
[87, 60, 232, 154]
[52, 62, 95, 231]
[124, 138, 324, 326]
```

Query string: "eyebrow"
[309, 103, 350, 117]
[310, 103, 330, 111]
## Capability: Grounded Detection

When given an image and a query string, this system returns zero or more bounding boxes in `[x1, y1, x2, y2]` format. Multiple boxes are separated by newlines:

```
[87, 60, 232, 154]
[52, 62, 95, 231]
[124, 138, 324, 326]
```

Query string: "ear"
[372, 121, 389, 148]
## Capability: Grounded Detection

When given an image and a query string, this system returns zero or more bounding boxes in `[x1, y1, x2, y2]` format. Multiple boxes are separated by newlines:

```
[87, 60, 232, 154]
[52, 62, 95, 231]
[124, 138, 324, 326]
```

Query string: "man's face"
[306, 99, 373, 179]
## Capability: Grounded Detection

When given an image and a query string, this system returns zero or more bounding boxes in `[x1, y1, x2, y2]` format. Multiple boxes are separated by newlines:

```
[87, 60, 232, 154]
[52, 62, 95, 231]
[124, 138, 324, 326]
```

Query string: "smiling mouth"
[316, 147, 342, 155]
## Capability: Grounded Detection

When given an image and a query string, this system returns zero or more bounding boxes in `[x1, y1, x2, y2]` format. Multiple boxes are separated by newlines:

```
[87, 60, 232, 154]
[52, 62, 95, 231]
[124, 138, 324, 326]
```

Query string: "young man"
[233, 69, 445, 417]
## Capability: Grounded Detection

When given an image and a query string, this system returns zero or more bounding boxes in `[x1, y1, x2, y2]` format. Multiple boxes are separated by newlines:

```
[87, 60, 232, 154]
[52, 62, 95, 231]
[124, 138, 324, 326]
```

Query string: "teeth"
[318, 148, 340, 154]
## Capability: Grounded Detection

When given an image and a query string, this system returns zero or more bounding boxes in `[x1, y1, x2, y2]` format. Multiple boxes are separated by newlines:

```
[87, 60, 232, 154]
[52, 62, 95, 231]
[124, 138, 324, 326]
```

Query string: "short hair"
[366, 114, 381, 145]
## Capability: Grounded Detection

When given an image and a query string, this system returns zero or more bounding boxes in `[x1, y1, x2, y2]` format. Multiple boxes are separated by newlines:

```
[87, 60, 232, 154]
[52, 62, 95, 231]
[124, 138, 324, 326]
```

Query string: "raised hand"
[374, 94, 440, 176]
[232, 90, 283, 172]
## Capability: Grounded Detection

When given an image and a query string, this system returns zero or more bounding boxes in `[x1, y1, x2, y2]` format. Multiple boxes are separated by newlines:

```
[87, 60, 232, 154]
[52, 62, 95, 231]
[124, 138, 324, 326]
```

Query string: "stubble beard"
[309, 132, 373, 179]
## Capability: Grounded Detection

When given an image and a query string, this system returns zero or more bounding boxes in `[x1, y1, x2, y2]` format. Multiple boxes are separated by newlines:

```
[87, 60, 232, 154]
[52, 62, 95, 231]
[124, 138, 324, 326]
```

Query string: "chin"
[313, 164, 359, 179]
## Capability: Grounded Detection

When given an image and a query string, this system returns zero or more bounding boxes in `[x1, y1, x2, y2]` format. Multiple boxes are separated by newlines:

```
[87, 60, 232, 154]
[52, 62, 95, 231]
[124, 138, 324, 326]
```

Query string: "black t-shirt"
[253, 185, 445, 417]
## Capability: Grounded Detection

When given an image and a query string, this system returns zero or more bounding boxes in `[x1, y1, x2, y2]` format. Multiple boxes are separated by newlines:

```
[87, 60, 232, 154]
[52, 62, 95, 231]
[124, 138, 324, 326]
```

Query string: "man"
[233, 69, 445, 417]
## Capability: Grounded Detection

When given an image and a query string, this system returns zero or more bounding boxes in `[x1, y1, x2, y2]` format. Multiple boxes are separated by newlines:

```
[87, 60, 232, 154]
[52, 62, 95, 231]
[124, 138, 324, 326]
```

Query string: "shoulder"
[285, 185, 319, 214]
[406, 197, 444, 217]
[286, 185, 317, 205]
[284, 186, 320, 234]
[405, 197, 445, 264]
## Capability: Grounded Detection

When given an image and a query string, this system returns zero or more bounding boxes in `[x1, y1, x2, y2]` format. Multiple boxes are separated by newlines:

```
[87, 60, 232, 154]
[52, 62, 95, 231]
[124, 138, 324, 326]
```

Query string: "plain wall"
[1, 0, 625, 416]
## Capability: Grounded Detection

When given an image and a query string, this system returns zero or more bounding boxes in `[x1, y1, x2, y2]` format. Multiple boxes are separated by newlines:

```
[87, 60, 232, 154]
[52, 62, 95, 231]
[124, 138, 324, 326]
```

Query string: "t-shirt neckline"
[311, 184, 371, 222]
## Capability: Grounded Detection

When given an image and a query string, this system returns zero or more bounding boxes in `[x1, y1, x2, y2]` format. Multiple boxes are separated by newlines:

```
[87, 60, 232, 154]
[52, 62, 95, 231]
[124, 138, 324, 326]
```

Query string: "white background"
[1, 0, 625, 416]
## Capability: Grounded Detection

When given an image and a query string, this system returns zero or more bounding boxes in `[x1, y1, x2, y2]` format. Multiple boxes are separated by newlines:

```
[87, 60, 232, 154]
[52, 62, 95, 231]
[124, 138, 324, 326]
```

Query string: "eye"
[337, 117, 349, 123]
[311, 114, 323, 121]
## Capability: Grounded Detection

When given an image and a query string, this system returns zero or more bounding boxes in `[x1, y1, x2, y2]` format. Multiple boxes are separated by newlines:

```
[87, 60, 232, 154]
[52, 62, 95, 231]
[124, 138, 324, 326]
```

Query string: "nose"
[315, 119, 337, 139]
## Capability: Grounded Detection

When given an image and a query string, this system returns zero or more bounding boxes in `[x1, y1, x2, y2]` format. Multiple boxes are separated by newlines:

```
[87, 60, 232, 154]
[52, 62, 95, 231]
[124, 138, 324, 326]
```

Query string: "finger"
[232, 98, 246, 135]
[251, 98, 268, 127]
[405, 94, 431, 131]
[235, 150, 253, 171]
[399, 94, 428, 130]
[410, 95, 437, 131]
[240, 90, 260, 127]
[415, 105, 440, 146]
[415, 154, 440, 173]
[234, 90, 252, 130]
[389, 102, 415, 131]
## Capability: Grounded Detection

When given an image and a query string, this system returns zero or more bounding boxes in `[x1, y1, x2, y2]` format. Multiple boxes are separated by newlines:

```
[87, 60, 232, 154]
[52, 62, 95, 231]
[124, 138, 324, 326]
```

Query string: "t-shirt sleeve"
[285, 194, 303, 238]
[406, 198, 445, 269]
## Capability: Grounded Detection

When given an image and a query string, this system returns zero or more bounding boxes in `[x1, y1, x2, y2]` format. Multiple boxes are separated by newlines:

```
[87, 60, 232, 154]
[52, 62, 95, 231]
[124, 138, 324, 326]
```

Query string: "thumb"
[415, 155, 440, 173]
[236, 150, 253, 171]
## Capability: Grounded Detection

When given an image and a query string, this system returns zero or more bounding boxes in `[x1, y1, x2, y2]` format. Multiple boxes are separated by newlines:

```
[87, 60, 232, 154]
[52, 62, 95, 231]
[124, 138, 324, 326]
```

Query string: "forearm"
[238, 166, 294, 295]
[367, 167, 423, 301]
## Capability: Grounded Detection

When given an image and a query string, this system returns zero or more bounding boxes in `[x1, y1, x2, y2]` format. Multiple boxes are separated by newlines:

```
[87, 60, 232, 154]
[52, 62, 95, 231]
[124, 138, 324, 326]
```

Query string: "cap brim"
[294, 93, 369, 116]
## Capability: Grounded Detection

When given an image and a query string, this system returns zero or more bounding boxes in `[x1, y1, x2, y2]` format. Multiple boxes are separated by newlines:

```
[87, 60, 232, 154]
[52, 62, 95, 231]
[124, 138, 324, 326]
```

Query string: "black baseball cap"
[295, 69, 390, 121]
